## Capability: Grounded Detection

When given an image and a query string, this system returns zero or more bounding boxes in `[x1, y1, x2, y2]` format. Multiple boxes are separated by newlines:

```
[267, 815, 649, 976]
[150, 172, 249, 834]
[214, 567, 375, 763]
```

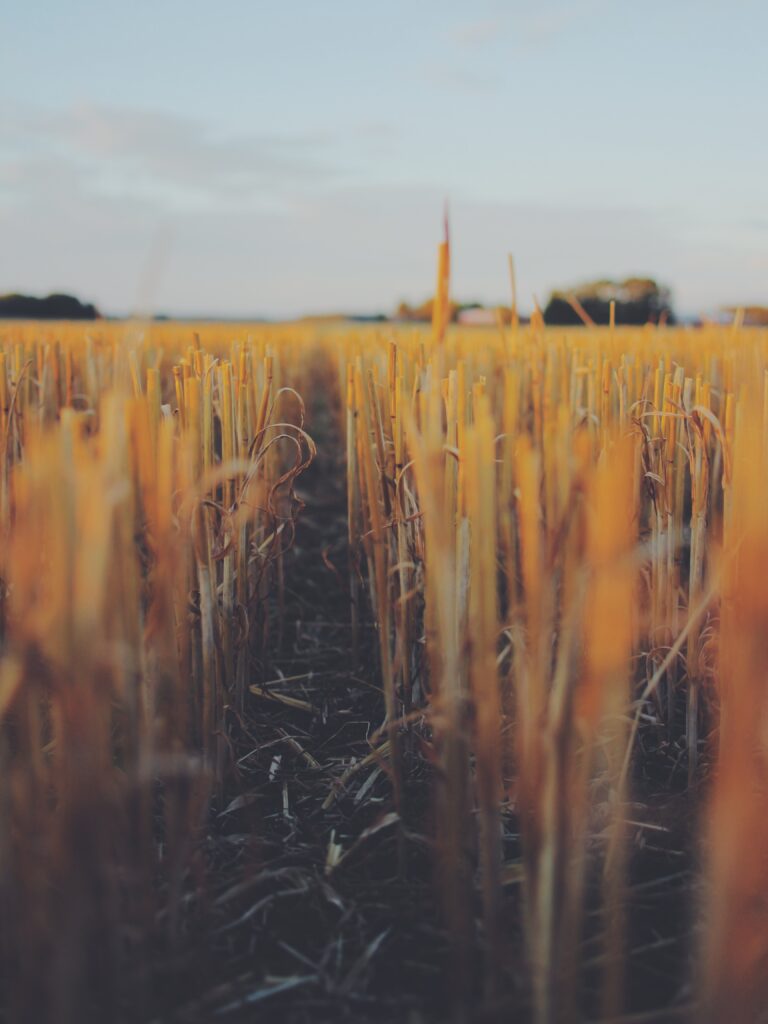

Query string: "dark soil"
[139, 357, 701, 1024]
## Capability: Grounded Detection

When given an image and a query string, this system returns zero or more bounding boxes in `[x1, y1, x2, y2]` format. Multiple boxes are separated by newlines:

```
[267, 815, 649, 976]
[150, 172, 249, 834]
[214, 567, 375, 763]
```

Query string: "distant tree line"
[395, 298, 516, 324]
[395, 297, 461, 322]
[394, 278, 675, 328]
[0, 293, 100, 320]
[543, 278, 674, 326]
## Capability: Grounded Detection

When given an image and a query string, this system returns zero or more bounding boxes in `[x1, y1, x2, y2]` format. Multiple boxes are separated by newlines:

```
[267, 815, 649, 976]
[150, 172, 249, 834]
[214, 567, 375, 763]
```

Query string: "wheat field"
[0, 308, 767, 1022]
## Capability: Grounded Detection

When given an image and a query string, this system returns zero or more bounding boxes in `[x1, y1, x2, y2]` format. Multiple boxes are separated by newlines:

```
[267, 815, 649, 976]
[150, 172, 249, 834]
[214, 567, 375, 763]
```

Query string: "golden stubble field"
[0, 313, 767, 1023]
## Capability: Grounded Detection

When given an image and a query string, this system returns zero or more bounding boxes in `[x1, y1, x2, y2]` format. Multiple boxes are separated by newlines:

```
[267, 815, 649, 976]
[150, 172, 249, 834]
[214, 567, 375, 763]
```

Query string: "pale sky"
[1, 0, 766, 317]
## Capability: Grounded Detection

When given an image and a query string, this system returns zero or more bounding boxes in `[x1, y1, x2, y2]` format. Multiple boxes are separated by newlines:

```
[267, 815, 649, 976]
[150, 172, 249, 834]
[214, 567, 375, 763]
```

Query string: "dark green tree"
[0, 293, 100, 320]
[544, 278, 674, 326]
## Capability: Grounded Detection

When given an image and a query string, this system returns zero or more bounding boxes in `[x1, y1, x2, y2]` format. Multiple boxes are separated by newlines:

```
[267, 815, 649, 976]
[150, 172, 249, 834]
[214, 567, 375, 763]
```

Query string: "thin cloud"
[424, 64, 500, 93]
[1, 104, 340, 213]
[522, 0, 611, 43]
[450, 18, 503, 49]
